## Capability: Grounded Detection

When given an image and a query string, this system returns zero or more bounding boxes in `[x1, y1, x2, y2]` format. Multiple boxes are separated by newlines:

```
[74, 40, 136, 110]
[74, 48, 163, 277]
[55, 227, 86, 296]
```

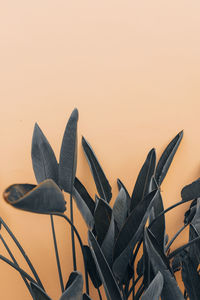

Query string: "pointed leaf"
[181, 178, 200, 201]
[88, 231, 123, 300]
[73, 178, 95, 229]
[31, 123, 58, 184]
[144, 228, 184, 300]
[3, 180, 66, 214]
[59, 109, 78, 193]
[181, 254, 200, 300]
[113, 188, 128, 231]
[117, 179, 131, 212]
[113, 190, 158, 281]
[141, 272, 164, 300]
[101, 214, 115, 265]
[30, 282, 52, 300]
[94, 196, 112, 245]
[155, 131, 183, 186]
[82, 136, 112, 202]
[83, 245, 102, 289]
[131, 148, 156, 211]
[61, 271, 83, 300]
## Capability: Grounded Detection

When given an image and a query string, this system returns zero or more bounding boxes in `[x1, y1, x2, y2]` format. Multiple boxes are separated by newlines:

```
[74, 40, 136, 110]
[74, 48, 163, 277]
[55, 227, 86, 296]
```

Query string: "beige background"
[0, 1, 200, 299]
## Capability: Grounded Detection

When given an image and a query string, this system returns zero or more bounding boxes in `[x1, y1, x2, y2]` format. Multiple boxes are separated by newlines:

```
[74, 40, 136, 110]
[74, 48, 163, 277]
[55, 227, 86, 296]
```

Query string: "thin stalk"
[0, 217, 44, 290]
[168, 235, 200, 259]
[165, 224, 187, 252]
[119, 283, 126, 300]
[70, 192, 77, 271]
[149, 198, 193, 229]
[0, 254, 38, 283]
[134, 284, 144, 300]
[127, 274, 143, 298]
[97, 287, 102, 300]
[51, 212, 89, 295]
[132, 238, 142, 263]
[50, 215, 64, 293]
[0, 234, 32, 296]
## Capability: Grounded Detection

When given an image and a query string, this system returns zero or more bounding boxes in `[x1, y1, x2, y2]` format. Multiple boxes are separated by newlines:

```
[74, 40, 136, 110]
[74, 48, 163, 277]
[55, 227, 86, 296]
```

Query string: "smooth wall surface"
[0, 1, 200, 299]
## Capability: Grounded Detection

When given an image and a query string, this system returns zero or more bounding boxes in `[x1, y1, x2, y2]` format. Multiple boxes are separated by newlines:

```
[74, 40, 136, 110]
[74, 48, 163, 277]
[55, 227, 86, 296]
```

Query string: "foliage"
[2, 109, 200, 300]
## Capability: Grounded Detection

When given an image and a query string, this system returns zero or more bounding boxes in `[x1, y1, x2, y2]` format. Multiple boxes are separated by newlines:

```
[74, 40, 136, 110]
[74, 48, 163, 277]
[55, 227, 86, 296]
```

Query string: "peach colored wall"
[0, 1, 200, 299]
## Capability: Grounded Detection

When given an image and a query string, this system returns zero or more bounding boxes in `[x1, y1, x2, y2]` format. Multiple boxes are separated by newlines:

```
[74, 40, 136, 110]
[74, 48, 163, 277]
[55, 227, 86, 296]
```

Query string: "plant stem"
[70, 192, 77, 271]
[0, 254, 37, 283]
[50, 212, 89, 295]
[50, 215, 64, 293]
[134, 284, 144, 300]
[127, 274, 143, 298]
[165, 224, 187, 252]
[97, 287, 102, 300]
[0, 234, 32, 297]
[168, 235, 200, 259]
[0, 217, 44, 290]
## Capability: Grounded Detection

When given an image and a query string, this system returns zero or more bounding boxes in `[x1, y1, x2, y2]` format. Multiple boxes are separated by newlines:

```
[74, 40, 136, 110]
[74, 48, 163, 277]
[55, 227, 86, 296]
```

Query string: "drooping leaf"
[181, 254, 200, 300]
[61, 271, 83, 300]
[101, 214, 115, 265]
[3, 180, 66, 214]
[31, 123, 58, 185]
[131, 148, 156, 212]
[82, 136, 112, 203]
[94, 196, 112, 245]
[83, 245, 102, 289]
[112, 190, 158, 281]
[73, 178, 95, 229]
[155, 131, 183, 186]
[59, 109, 78, 193]
[141, 271, 164, 300]
[144, 228, 184, 300]
[88, 231, 123, 300]
[181, 178, 200, 201]
[30, 282, 52, 300]
[113, 188, 128, 231]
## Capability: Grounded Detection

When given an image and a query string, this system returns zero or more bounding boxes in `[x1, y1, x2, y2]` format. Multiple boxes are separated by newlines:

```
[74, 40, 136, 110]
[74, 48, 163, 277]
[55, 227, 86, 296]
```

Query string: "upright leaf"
[113, 188, 128, 231]
[61, 271, 83, 300]
[101, 214, 115, 265]
[31, 123, 58, 184]
[144, 228, 184, 300]
[82, 136, 112, 202]
[181, 255, 200, 300]
[88, 231, 123, 300]
[73, 178, 95, 229]
[131, 148, 156, 212]
[117, 179, 131, 212]
[59, 109, 78, 193]
[113, 190, 158, 281]
[141, 271, 164, 300]
[30, 282, 52, 300]
[155, 131, 183, 186]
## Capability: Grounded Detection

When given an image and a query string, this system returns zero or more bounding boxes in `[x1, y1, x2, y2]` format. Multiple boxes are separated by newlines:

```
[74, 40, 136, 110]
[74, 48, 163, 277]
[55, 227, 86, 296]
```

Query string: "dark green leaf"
[73, 178, 95, 229]
[113, 190, 158, 281]
[113, 188, 128, 231]
[88, 231, 123, 300]
[3, 180, 66, 214]
[101, 214, 115, 265]
[131, 148, 156, 211]
[155, 131, 183, 186]
[59, 108, 78, 193]
[181, 178, 200, 201]
[30, 282, 52, 300]
[141, 271, 164, 300]
[31, 123, 58, 185]
[82, 136, 112, 203]
[144, 228, 184, 300]
[83, 294, 93, 300]
[181, 254, 200, 300]
[117, 179, 131, 212]
[61, 271, 83, 300]
[83, 245, 102, 289]
[94, 196, 112, 245]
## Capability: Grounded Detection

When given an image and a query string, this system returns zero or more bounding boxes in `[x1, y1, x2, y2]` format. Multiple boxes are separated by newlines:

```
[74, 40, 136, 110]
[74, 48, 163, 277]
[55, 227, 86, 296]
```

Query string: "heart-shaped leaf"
[31, 123, 58, 185]
[3, 180, 66, 214]
[73, 178, 95, 229]
[181, 178, 200, 201]
[144, 228, 184, 300]
[82, 137, 112, 203]
[155, 131, 183, 186]
[131, 148, 156, 212]
[88, 231, 123, 300]
[141, 271, 164, 300]
[59, 109, 78, 193]
[83, 245, 102, 289]
[30, 282, 52, 300]
[113, 190, 158, 281]
[61, 271, 83, 300]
